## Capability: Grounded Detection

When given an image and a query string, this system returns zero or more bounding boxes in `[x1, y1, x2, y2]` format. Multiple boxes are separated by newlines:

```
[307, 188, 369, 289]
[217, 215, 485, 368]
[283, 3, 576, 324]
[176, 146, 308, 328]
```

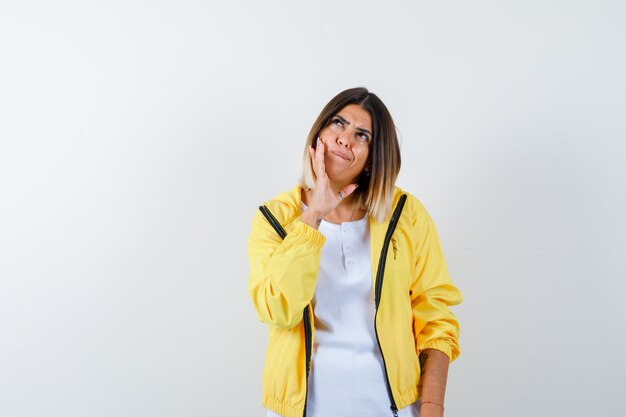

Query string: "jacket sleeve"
[247, 209, 326, 329]
[410, 202, 463, 362]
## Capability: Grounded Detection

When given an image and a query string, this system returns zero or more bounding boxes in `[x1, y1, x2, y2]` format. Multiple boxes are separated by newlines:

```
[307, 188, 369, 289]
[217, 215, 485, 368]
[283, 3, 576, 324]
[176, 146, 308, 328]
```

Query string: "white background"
[1, 1, 624, 416]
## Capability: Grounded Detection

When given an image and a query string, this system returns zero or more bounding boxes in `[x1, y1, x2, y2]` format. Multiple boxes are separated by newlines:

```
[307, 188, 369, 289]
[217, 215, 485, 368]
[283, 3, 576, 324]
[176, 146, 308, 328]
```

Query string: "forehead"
[336, 104, 372, 130]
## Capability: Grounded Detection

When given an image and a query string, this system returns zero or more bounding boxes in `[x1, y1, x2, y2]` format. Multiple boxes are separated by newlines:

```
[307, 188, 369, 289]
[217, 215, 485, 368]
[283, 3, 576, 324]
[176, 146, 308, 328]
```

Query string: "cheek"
[318, 127, 331, 141]
[355, 148, 369, 166]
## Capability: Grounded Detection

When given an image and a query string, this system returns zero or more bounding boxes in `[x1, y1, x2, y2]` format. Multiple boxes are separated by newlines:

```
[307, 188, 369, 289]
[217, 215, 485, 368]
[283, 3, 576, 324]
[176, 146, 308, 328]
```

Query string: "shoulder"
[393, 185, 430, 228]
[252, 184, 303, 227]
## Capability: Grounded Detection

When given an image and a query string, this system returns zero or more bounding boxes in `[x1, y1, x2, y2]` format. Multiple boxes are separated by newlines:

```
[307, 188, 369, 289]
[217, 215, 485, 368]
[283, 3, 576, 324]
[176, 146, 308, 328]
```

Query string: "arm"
[248, 138, 356, 329]
[409, 199, 463, 413]
[247, 209, 326, 329]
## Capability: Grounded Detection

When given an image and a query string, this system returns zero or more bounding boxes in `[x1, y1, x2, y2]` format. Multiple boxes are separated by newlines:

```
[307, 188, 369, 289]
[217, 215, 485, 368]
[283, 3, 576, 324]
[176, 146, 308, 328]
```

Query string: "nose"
[337, 131, 353, 147]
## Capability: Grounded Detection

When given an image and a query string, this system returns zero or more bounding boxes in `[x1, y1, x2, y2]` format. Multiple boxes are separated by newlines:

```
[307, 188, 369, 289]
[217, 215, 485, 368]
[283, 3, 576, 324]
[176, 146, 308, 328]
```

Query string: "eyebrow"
[335, 114, 372, 137]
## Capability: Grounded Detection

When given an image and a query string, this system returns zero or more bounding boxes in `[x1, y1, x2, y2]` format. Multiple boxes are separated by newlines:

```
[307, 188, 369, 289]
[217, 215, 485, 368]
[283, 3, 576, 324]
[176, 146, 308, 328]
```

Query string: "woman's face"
[317, 104, 372, 185]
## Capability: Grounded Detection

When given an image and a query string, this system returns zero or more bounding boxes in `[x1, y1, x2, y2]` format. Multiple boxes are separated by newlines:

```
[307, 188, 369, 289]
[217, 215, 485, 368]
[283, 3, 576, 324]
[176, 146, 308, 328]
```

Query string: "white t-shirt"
[266, 203, 420, 417]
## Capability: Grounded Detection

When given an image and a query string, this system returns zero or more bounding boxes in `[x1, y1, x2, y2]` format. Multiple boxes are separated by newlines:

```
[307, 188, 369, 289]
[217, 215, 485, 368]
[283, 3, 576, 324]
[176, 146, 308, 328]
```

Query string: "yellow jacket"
[247, 184, 463, 417]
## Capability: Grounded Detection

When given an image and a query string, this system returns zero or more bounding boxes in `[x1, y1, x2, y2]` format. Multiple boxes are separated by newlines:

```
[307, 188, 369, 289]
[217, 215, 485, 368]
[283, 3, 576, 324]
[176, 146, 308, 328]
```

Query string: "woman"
[247, 87, 463, 417]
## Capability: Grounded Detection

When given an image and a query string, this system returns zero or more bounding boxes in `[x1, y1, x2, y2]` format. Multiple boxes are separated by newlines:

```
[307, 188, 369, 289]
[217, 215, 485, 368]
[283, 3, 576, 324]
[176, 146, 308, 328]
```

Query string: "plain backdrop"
[1, 1, 625, 416]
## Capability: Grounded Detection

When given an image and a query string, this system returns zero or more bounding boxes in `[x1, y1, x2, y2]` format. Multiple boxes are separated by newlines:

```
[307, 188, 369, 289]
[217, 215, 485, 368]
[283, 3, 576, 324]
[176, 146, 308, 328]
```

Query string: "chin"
[325, 167, 345, 179]
[326, 172, 355, 185]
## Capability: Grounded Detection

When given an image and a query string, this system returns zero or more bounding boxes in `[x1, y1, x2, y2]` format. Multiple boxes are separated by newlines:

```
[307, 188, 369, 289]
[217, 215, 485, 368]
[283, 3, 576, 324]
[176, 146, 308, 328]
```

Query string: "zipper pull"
[391, 405, 398, 417]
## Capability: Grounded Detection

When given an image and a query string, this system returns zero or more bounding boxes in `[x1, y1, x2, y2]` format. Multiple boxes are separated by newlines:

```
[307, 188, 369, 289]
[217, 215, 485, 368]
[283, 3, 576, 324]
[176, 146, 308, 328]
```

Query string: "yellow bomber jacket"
[247, 184, 463, 417]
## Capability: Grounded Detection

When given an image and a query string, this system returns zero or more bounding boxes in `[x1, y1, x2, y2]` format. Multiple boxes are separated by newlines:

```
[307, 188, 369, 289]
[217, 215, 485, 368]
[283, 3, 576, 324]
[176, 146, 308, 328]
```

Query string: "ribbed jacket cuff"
[291, 219, 326, 247]
[419, 339, 453, 360]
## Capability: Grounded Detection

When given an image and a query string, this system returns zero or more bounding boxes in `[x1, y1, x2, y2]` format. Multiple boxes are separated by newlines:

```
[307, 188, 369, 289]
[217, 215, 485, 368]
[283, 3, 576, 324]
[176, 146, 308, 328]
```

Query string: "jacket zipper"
[259, 205, 313, 417]
[374, 194, 407, 417]
[260, 195, 406, 417]
[302, 305, 312, 417]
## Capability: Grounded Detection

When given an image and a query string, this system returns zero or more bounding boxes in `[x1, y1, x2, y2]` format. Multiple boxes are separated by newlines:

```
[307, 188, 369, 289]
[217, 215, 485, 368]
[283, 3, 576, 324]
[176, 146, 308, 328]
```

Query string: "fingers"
[339, 183, 359, 200]
[317, 138, 325, 167]
[309, 137, 326, 178]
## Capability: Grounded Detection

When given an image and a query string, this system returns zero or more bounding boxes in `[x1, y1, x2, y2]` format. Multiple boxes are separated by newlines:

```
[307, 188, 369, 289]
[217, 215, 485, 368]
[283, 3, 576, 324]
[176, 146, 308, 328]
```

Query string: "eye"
[331, 118, 343, 127]
[358, 132, 370, 141]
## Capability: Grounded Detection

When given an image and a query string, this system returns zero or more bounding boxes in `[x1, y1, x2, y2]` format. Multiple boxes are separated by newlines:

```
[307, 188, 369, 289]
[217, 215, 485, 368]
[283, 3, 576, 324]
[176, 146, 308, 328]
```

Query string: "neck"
[326, 191, 364, 223]
[326, 202, 365, 223]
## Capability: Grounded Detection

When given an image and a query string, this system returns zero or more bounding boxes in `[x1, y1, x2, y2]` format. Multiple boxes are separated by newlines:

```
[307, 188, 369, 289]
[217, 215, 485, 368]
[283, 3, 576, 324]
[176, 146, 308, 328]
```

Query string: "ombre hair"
[299, 87, 401, 223]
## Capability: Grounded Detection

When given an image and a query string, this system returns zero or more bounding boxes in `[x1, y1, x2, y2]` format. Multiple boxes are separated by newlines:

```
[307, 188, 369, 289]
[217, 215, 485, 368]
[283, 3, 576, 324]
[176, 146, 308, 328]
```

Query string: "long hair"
[299, 87, 401, 223]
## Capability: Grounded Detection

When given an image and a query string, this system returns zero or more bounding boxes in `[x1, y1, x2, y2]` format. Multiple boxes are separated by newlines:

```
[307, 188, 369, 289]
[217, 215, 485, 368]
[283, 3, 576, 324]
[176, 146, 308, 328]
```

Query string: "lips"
[330, 150, 350, 161]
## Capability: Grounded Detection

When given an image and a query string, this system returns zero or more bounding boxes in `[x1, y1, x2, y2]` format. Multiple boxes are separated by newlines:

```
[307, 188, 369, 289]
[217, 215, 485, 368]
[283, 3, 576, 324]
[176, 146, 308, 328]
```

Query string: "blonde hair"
[299, 87, 401, 223]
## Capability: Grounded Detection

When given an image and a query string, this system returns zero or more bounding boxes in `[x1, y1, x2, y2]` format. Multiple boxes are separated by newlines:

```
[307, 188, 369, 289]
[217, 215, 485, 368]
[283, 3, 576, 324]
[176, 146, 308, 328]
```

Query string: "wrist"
[301, 209, 324, 229]
[419, 400, 444, 415]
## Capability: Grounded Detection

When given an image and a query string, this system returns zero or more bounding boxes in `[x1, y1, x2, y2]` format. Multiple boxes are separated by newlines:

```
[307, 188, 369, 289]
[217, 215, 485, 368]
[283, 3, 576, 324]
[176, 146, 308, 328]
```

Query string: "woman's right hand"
[302, 138, 359, 228]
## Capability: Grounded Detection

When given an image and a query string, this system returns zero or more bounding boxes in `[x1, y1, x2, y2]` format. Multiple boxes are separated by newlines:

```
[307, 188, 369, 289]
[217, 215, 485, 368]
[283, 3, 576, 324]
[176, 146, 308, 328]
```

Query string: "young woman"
[248, 87, 463, 417]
